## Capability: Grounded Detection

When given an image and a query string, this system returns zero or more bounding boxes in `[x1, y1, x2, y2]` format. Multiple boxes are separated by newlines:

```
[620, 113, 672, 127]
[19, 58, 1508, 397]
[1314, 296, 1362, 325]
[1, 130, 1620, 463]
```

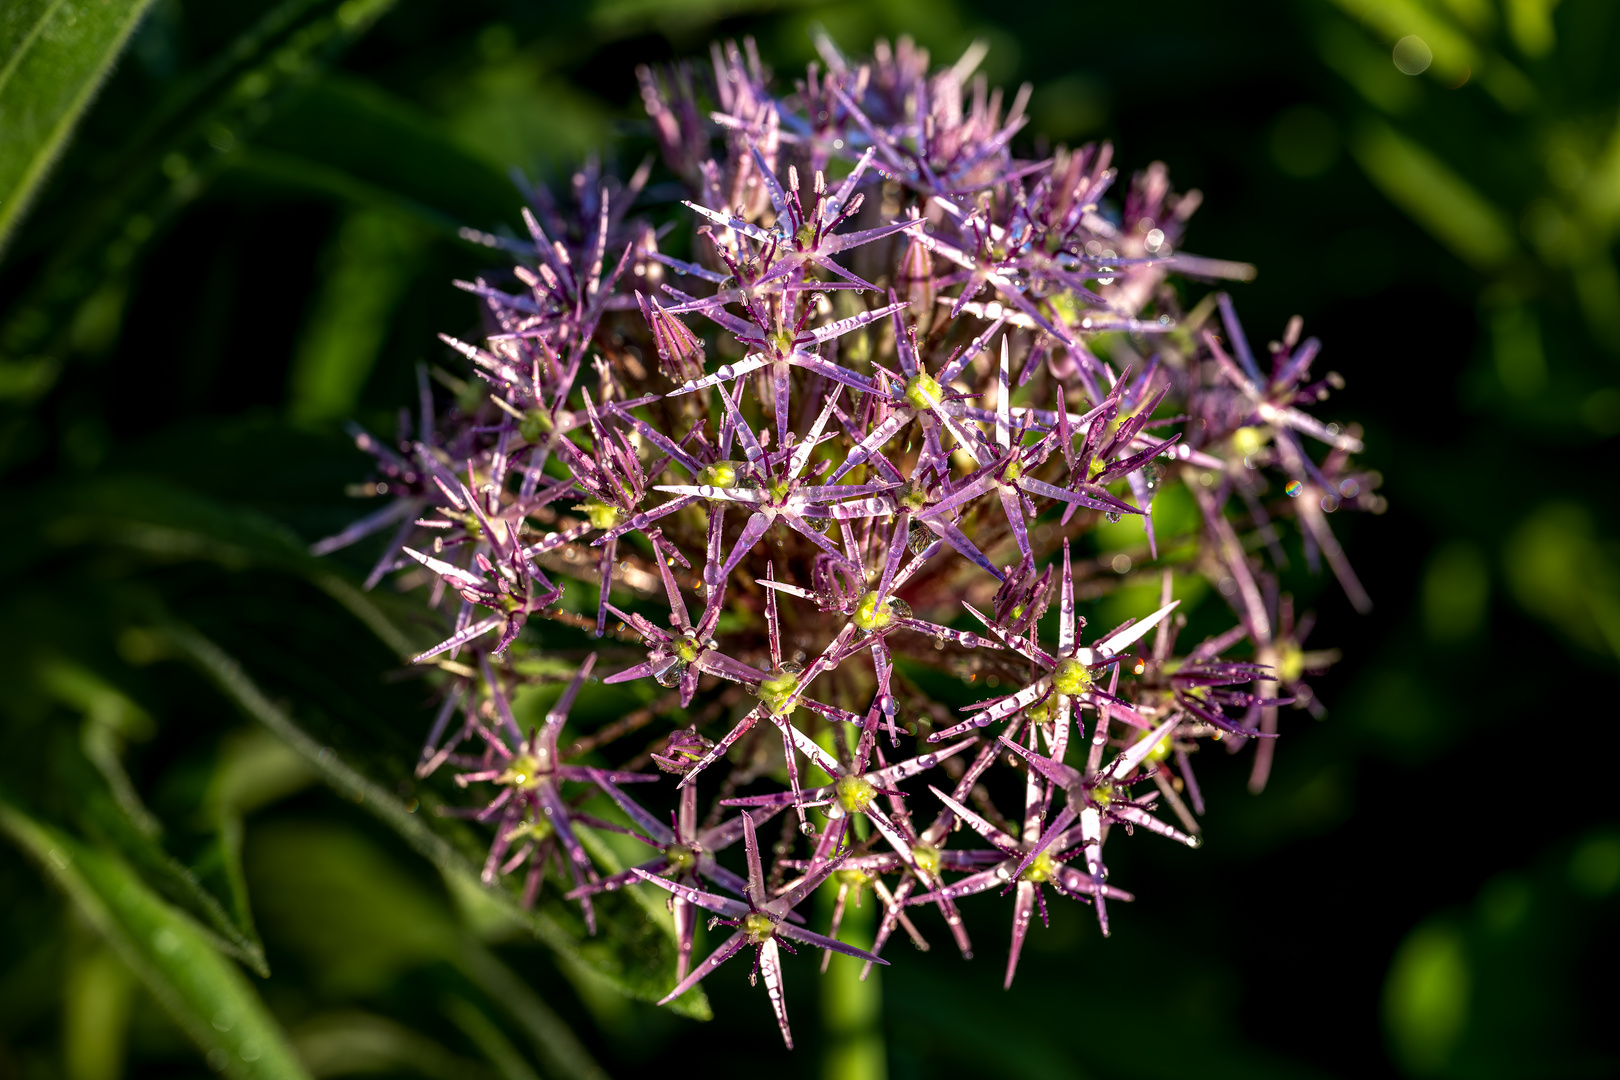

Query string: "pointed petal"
[657, 929, 748, 1005]
[760, 938, 793, 1049]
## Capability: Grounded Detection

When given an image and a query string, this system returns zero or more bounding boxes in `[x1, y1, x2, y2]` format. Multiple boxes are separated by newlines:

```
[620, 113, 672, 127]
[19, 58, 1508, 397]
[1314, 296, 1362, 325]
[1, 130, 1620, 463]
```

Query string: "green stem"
[819, 883, 886, 1080]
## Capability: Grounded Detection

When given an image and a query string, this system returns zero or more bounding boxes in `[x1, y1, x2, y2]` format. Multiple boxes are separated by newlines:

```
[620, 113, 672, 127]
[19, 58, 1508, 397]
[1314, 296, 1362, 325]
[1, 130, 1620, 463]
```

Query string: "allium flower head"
[317, 32, 1377, 1042]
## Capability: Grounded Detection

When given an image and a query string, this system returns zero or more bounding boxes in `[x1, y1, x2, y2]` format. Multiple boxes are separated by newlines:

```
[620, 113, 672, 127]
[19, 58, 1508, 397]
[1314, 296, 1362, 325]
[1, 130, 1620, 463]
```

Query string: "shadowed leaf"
[0, 801, 309, 1079]
[0, 0, 158, 255]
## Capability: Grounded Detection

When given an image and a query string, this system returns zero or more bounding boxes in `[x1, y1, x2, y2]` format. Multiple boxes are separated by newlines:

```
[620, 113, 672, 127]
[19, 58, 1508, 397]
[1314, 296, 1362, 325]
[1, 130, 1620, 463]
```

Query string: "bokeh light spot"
[1393, 35, 1433, 75]
[1384, 923, 1469, 1073]
[1569, 833, 1620, 897]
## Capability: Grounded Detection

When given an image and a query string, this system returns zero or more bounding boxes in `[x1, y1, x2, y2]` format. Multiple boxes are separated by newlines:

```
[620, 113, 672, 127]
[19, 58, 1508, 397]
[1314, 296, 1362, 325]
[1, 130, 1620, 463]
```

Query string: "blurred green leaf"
[207, 728, 319, 975]
[1381, 828, 1620, 1079]
[167, 621, 708, 1026]
[289, 208, 424, 425]
[1504, 503, 1620, 659]
[26, 655, 276, 975]
[1328, 0, 1533, 110]
[1349, 117, 1516, 270]
[454, 946, 613, 1080]
[39, 657, 161, 836]
[0, 0, 158, 255]
[0, 0, 402, 409]
[250, 822, 610, 1080]
[1488, 304, 1546, 396]
[253, 73, 521, 230]
[63, 941, 136, 1080]
[289, 1011, 488, 1080]
[443, 997, 541, 1080]
[249, 821, 462, 993]
[1421, 541, 1489, 642]
[0, 800, 310, 1079]
[1385, 922, 1470, 1075]
[1568, 831, 1620, 898]
[44, 473, 425, 660]
[74, 756, 273, 976]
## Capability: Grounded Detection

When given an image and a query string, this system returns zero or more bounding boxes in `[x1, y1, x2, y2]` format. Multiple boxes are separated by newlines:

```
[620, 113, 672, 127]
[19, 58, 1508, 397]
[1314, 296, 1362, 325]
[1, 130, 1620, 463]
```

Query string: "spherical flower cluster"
[316, 33, 1378, 1048]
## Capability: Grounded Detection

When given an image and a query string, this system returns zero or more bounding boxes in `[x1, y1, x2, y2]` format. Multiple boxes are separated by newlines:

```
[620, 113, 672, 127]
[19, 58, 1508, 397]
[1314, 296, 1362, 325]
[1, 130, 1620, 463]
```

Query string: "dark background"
[2, 1, 1617, 1078]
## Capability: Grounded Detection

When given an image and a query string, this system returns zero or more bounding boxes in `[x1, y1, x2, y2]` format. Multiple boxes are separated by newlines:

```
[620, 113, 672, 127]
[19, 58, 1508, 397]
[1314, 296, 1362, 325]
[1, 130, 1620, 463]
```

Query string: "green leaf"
[37, 656, 160, 835]
[0, 0, 159, 256]
[63, 941, 138, 1080]
[288, 208, 425, 425]
[165, 621, 709, 1024]
[443, 997, 541, 1080]
[75, 762, 273, 977]
[35, 656, 273, 976]
[0, 0, 402, 403]
[207, 728, 319, 974]
[1349, 116, 1517, 270]
[288, 1011, 486, 1080]
[0, 800, 310, 1080]
[43, 473, 427, 660]
[453, 949, 610, 1080]
[251, 73, 522, 231]
[1383, 921, 1470, 1074]
[249, 822, 609, 1080]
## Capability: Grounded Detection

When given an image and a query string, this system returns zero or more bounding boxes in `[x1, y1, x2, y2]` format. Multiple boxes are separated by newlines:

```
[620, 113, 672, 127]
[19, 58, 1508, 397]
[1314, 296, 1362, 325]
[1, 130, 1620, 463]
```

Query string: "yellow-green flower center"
[1052, 658, 1092, 696]
[1001, 458, 1023, 483]
[896, 480, 930, 512]
[1276, 642, 1304, 685]
[1230, 425, 1268, 459]
[853, 591, 909, 633]
[519, 408, 553, 443]
[1046, 289, 1081, 326]
[743, 912, 775, 942]
[904, 371, 943, 411]
[911, 844, 941, 877]
[1027, 695, 1056, 724]
[498, 754, 543, 791]
[835, 867, 870, 888]
[769, 329, 796, 356]
[1142, 731, 1173, 764]
[579, 499, 623, 531]
[665, 844, 697, 874]
[835, 775, 877, 814]
[1089, 782, 1114, 808]
[696, 461, 738, 488]
[758, 664, 801, 715]
[507, 815, 554, 842]
[1020, 851, 1056, 883]
[673, 636, 702, 663]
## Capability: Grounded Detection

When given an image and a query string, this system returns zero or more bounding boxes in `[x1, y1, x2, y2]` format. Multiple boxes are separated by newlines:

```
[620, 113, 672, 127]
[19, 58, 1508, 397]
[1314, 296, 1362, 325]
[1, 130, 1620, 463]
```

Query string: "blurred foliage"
[0, 0, 1616, 1078]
